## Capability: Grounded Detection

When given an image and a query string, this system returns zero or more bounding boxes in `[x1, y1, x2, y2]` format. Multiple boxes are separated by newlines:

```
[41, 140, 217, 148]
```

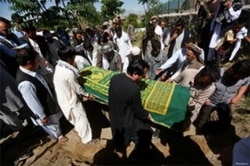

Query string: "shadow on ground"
[0, 117, 74, 165]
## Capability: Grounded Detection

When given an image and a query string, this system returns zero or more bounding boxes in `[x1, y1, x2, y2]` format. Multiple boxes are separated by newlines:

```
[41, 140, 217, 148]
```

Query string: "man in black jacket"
[108, 59, 152, 157]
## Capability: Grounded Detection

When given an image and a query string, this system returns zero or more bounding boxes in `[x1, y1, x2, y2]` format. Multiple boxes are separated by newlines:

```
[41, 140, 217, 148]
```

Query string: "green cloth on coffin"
[80, 66, 191, 128]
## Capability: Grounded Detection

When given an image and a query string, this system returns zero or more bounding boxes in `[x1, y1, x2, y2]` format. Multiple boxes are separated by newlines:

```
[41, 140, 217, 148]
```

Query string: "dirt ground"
[1, 96, 250, 166]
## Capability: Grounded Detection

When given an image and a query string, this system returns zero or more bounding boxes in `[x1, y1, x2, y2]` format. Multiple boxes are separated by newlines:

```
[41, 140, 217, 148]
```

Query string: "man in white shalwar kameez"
[53, 46, 95, 144]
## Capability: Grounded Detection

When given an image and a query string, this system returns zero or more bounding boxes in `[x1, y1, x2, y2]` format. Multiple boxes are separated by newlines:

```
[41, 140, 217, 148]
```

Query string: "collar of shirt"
[19, 66, 37, 77]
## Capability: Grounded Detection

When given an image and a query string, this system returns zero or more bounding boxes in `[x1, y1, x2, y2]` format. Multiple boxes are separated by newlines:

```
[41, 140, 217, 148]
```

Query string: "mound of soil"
[1, 98, 250, 166]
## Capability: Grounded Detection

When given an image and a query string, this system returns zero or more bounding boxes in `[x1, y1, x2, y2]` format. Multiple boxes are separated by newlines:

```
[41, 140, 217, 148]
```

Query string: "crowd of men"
[1, 0, 250, 164]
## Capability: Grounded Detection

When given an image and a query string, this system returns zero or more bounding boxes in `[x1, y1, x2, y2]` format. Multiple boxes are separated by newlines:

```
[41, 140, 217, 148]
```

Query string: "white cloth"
[102, 54, 110, 70]
[74, 55, 90, 70]
[113, 31, 132, 63]
[89, 43, 99, 66]
[53, 60, 92, 144]
[154, 25, 164, 49]
[229, 27, 248, 61]
[122, 56, 129, 73]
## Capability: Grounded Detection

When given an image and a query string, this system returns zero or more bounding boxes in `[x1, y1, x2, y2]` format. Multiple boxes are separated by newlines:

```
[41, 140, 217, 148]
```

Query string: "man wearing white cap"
[123, 47, 142, 73]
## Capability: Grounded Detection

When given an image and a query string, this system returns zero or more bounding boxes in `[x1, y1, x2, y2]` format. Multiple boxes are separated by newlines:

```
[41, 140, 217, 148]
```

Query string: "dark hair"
[23, 24, 36, 32]
[85, 27, 95, 38]
[127, 59, 147, 76]
[146, 23, 155, 32]
[194, 65, 220, 89]
[175, 18, 185, 27]
[0, 17, 11, 25]
[16, 49, 38, 66]
[151, 39, 161, 50]
[185, 37, 197, 44]
[98, 34, 109, 45]
[141, 59, 150, 70]
[231, 59, 250, 77]
[83, 40, 93, 50]
[43, 30, 53, 39]
[115, 26, 122, 33]
[72, 29, 83, 36]
[58, 46, 76, 61]
[43, 30, 50, 36]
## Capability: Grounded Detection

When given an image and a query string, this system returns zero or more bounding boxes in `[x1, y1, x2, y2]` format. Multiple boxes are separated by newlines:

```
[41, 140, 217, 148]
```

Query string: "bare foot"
[58, 136, 69, 143]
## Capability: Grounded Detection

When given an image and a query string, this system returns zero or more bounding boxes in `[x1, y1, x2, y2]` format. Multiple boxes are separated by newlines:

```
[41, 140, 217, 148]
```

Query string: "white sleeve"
[160, 49, 181, 70]
[229, 39, 241, 61]
[228, 7, 242, 21]
[67, 71, 89, 97]
[122, 56, 129, 73]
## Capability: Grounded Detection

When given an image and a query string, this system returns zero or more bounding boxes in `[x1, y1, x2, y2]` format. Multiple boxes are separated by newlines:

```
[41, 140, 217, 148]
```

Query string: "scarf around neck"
[57, 59, 80, 78]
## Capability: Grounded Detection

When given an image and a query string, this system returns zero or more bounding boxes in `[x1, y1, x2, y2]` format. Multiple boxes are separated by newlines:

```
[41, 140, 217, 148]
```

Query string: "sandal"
[59, 136, 69, 143]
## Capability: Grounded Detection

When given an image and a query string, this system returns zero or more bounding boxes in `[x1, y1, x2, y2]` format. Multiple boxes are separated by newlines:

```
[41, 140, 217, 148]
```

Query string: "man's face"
[116, 30, 122, 38]
[75, 33, 83, 40]
[151, 48, 160, 57]
[185, 47, 196, 61]
[151, 19, 157, 27]
[0, 21, 11, 37]
[174, 25, 183, 34]
[132, 73, 143, 82]
[226, 68, 248, 80]
[160, 21, 165, 28]
[27, 30, 37, 39]
[184, 42, 193, 49]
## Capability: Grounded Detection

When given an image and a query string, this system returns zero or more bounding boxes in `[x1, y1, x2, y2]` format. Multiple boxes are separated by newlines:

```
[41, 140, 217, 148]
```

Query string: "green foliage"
[137, 0, 163, 27]
[133, 29, 145, 47]
[101, 0, 124, 19]
[123, 14, 138, 30]
[187, 22, 198, 37]
[1, 0, 101, 30]
[66, 0, 101, 27]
